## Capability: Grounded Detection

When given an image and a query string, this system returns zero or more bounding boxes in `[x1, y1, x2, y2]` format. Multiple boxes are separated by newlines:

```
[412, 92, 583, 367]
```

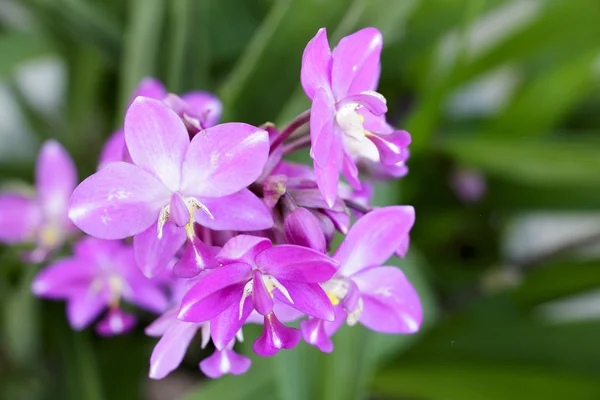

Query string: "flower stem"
[269, 109, 311, 153]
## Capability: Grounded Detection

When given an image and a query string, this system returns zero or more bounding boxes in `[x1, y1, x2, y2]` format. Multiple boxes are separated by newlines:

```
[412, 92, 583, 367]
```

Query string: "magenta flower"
[301, 27, 411, 206]
[0, 140, 78, 262]
[69, 97, 272, 278]
[178, 235, 339, 355]
[32, 237, 168, 334]
[300, 206, 421, 352]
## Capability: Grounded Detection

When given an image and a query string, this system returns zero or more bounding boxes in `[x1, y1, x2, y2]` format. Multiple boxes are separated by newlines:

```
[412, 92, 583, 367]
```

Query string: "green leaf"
[0, 33, 53, 79]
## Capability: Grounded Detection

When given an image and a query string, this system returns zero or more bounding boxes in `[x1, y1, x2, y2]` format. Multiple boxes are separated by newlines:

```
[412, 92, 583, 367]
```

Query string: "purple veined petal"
[173, 236, 220, 278]
[301, 27, 333, 100]
[200, 347, 251, 379]
[66, 288, 106, 330]
[210, 293, 254, 350]
[322, 208, 350, 235]
[366, 130, 411, 166]
[36, 140, 78, 223]
[145, 308, 178, 337]
[95, 308, 136, 336]
[352, 266, 422, 334]
[396, 234, 410, 258]
[252, 313, 301, 356]
[331, 28, 383, 98]
[130, 77, 167, 104]
[69, 162, 171, 239]
[252, 270, 273, 316]
[178, 264, 252, 322]
[194, 189, 273, 231]
[310, 87, 336, 168]
[180, 91, 223, 128]
[31, 259, 94, 299]
[124, 97, 189, 192]
[180, 123, 269, 198]
[342, 150, 361, 190]
[121, 280, 169, 314]
[134, 220, 186, 278]
[98, 129, 126, 170]
[217, 235, 272, 266]
[300, 317, 333, 353]
[284, 207, 326, 252]
[334, 206, 415, 276]
[339, 92, 387, 116]
[0, 193, 41, 244]
[274, 280, 334, 321]
[149, 320, 199, 380]
[256, 245, 338, 283]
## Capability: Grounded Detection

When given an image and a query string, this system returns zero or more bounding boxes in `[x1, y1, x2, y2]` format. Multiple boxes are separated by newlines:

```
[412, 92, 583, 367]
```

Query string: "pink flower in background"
[0, 140, 78, 262]
[301, 28, 411, 206]
[69, 97, 272, 278]
[32, 237, 168, 334]
[301, 206, 421, 352]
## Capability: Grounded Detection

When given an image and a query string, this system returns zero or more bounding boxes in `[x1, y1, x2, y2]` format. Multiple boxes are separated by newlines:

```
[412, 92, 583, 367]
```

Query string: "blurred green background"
[1, 0, 600, 399]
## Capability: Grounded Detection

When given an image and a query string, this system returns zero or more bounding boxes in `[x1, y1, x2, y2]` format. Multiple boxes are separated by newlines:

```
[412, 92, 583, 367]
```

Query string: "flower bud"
[284, 207, 326, 252]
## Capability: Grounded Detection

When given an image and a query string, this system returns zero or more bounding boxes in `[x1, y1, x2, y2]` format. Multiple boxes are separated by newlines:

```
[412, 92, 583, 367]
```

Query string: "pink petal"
[200, 348, 251, 378]
[178, 264, 252, 322]
[98, 129, 127, 170]
[169, 192, 190, 227]
[69, 162, 171, 239]
[252, 313, 301, 356]
[342, 151, 361, 190]
[256, 245, 338, 283]
[301, 28, 333, 100]
[124, 97, 189, 191]
[340, 92, 387, 116]
[0, 193, 41, 244]
[352, 266, 422, 334]
[180, 123, 269, 197]
[145, 308, 178, 337]
[300, 317, 333, 353]
[309, 87, 336, 168]
[172, 236, 220, 278]
[32, 259, 93, 299]
[210, 294, 254, 350]
[252, 270, 273, 316]
[284, 207, 326, 252]
[366, 130, 411, 166]
[95, 308, 136, 336]
[134, 220, 186, 278]
[149, 320, 198, 379]
[334, 206, 415, 276]
[274, 280, 334, 321]
[289, 188, 345, 212]
[36, 140, 77, 223]
[194, 189, 273, 231]
[180, 91, 223, 128]
[130, 77, 167, 104]
[313, 124, 343, 208]
[122, 281, 169, 313]
[331, 28, 383, 98]
[66, 288, 106, 330]
[217, 235, 272, 265]
[396, 234, 410, 258]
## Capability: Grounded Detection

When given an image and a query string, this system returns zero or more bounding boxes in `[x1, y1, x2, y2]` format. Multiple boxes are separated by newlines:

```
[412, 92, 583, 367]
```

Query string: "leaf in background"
[0, 33, 52, 79]
[442, 135, 600, 186]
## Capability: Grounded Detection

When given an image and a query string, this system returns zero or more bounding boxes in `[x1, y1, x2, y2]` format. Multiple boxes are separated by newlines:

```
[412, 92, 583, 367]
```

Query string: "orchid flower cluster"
[0, 27, 421, 379]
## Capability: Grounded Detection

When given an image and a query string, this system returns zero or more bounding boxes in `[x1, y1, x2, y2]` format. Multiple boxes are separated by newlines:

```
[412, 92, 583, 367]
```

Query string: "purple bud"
[451, 168, 486, 203]
[95, 308, 136, 336]
[252, 313, 301, 356]
[173, 236, 220, 278]
[284, 207, 326, 252]
[300, 318, 334, 353]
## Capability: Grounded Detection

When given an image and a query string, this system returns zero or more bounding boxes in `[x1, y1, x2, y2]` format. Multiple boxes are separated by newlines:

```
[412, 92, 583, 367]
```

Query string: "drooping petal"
[66, 289, 106, 330]
[252, 270, 273, 316]
[194, 190, 273, 231]
[310, 87, 337, 168]
[366, 130, 411, 166]
[178, 264, 252, 322]
[134, 220, 186, 278]
[300, 317, 333, 353]
[129, 77, 167, 104]
[173, 236, 220, 278]
[334, 206, 415, 276]
[0, 193, 41, 244]
[124, 97, 189, 191]
[200, 348, 252, 379]
[256, 245, 338, 283]
[210, 293, 254, 350]
[274, 280, 334, 321]
[95, 308, 136, 336]
[284, 207, 326, 252]
[252, 313, 301, 356]
[352, 266, 422, 334]
[69, 162, 171, 239]
[31, 259, 93, 299]
[149, 320, 198, 380]
[314, 125, 343, 208]
[217, 235, 271, 266]
[331, 28, 383, 98]
[36, 140, 77, 222]
[301, 27, 333, 100]
[145, 308, 178, 337]
[180, 123, 269, 198]
[98, 129, 126, 170]
[180, 91, 223, 128]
